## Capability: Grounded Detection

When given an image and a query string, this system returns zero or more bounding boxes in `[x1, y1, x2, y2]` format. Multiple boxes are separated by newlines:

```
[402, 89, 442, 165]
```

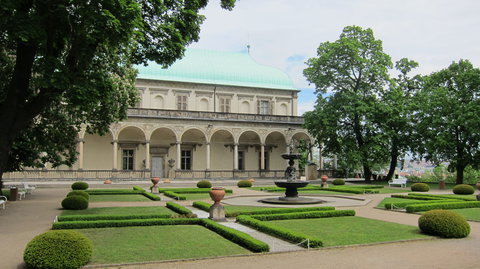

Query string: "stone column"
[233, 143, 239, 170]
[260, 144, 265, 170]
[176, 141, 181, 170]
[333, 154, 338, 170]
[78, 139, 85, 170]
[145, 140, 150, 170]
[206, 142, 211, 170]
[319, 144, 324, 169]
[112, 140, 118, 170]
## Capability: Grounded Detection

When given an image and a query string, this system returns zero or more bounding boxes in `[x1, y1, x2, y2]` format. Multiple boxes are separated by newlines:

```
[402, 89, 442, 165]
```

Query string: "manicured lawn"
[61, 206, 176, 216]
[78, 225, 250, 264]
[89, 194, 152, 202]
[436, 194, 477, 201]
[447, 208, 480, 221]
[269, 216, 430, 247]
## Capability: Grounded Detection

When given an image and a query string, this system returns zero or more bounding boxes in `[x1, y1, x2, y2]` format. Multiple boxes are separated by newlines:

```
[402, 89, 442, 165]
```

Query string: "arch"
[198, 98, 209, 111]
[180, 128, 208, 142]
[265, 131, 288, 170]
[291, 131, 312, 144]
[210, 129, 234, 143]
[240, 100, 251, 114]
[118, 125, 146, 141]
[237, 129, 261, 144]
[153, 95, 164, 109]
[265, 131, 287, 144]
[210, 129, 235, 170]
[150, 127, 178, 146]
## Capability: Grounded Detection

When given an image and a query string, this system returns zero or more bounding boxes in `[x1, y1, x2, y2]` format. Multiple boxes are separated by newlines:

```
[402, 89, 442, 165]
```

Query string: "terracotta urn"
[321, 175, 328, 183]
[209, 187, 225, 205]
[103, 179, 112, 184]
[151, 177, 160, 186]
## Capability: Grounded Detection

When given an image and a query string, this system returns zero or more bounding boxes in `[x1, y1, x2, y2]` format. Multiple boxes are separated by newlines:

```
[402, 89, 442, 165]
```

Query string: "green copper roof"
[136, 49, 296, 90]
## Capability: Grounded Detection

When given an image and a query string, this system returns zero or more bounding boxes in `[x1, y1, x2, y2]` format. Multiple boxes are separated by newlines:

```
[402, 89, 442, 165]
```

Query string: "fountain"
[261, 150, 323, 205]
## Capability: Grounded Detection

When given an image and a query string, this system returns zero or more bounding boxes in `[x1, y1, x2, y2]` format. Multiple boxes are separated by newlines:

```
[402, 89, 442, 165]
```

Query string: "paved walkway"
[0, 184, 479, 269]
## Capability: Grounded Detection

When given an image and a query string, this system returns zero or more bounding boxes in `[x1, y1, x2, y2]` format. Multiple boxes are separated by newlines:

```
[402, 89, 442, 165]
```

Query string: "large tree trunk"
[386, 139, 399, 181]
[363, 164, 372, 182]
[456, 163, 465, 185]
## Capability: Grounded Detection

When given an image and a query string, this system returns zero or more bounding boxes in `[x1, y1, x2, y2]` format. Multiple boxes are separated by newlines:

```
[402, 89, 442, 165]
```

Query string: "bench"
[22, 183, 36, 194]
[0, 196, 7, 209]
[388, 178, 407, 188]
[18, 191, 26, 200]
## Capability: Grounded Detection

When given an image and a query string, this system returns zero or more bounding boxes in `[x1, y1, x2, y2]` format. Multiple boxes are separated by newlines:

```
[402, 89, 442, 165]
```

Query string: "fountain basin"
[260, 180, 324, 205]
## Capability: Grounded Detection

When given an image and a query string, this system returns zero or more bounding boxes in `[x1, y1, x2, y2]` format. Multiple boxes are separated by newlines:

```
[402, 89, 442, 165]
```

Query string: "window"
[220, 97, 231, 113]
[238, 151, 245, 170]
[259, 100, 270, 115]
[181, 150, 192, 170]
[122, 149, 134, 170]
[176, 95, 188, 110]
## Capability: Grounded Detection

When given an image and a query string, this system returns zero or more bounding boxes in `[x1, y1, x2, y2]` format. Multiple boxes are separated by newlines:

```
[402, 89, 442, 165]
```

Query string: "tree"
[373, 58, 423, 180]
[0, 0, 236, 193]
[414, 60, 480, 184]
[303, 25, 392, 182]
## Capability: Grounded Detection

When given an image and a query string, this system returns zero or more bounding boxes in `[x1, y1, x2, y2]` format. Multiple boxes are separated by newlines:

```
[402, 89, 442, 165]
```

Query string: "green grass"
[180, 193, 232, 200]
[88, 194, 152, 202]
[269, 216, 429, 247]
[61, 206, 176, 216]
[376, 197, 417, 208]
[446, 208, 480, 221]
[78, 225, 250, 264]
[436, 194, 477, 201]
[357, 181, 457, 190]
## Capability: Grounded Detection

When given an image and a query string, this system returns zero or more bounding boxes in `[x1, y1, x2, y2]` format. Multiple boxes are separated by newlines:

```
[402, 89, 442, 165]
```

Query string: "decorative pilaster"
[145, 140, 150, 170]
[206, 142, 211, 170]
[78, 139, 85, 170]
[233, 143, 239, 170]
[176, 141, 181, 169]
[112, 140, 118, 170]
[260, 143, 265, 170]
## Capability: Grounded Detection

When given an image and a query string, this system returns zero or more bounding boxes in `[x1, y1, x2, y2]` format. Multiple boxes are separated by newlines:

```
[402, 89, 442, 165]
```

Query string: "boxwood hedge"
[419, 210, 470, 238]
[236, 215, 323, 248]
[164, 191, 186, 200]
[249, 210, 355, 221]
[57, 214, 173, 222]
[85, 189, 144, 195]
[405, 201, 480, 213]
[141, 192, 161, 201]
[166, 202, 194, 215]
[159, 188, 233, 194]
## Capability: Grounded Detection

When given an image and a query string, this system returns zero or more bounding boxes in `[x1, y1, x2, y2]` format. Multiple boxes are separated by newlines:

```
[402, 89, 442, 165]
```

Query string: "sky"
[189, 0, 480, 114]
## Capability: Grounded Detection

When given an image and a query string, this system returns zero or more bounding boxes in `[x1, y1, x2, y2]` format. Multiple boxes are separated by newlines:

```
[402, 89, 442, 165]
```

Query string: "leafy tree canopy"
[0, 0, 235, 177]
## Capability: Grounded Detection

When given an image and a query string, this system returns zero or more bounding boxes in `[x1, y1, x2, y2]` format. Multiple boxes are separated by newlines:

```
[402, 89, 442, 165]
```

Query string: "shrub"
[71, 181, 89, 190]
[237, 180, 252, 188]
[405, 201, 480, 213]
[86, 189, 144, 195]
[332, 179, 345, 185]
[200, 219, 269, 252]
[236, 215, 323, 248]
[250, 210, 355, 221]
[66, 190, 89, 200]
[132, 186, 146, 192]
[159, 188, 232, 194]
[411, 183, 430, 192]
[141, 192, 161, 201]
[196, 180, 212, 188]
[23, 230, 92, 269]
[57, 214, 173, 222]
[52, 218, 200, 229]
[164, 191, 186, 200]
[418, 210, 470, 238]
[166, 202, 194, 215]
[453, 184, 475, 195]
[61, 196, 89, 210]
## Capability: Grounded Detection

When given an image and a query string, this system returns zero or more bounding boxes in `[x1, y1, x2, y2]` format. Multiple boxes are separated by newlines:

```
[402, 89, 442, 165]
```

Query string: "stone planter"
[321, 175, 328, 182]
[209, 187, 226, 221]
[103, 179, 112, 184]
[439, 180, 446, 190]
[150, 177, 160, 193]
[209, 187, 225, 205]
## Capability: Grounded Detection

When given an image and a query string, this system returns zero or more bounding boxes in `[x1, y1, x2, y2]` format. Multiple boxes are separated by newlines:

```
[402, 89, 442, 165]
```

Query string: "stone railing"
[127, 108, 304, 125]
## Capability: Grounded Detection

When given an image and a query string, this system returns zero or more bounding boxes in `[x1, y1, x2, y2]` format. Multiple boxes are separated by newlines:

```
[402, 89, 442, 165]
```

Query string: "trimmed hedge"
[236, 215, 323, 248]
[332, 179, 345, 185]
[141, 192, 161, 201]
[453, 184, 475, 195]
[250, 210, 355, 221]
[197, 180, 212, 188]
[85, 189, 144, 195]
[57, 213, 174, 222]
[71, 181, 89, 190]
[132, 186, 146, 192]
[23, 230, 92, 269]
[406, 193, 476, 201]
[419, 210, 470, 238]
[166, 202, 194, 215]
[391, 194, 445, 201]
[200, 219, 269, 252]
[61, 196, 89, 210]
[322, 187, 379, 194]
[237, 180, 253, 188]
[52, 218, 200, 229]
[192, 201, 211, 211]
[159, 188, 233, 194]
[405, 201, 480, 213]
[411, 183, 430, 192]
[164, 191, 186, 200]
[384, 199, 458, 210]
[66, 190, 89, 200]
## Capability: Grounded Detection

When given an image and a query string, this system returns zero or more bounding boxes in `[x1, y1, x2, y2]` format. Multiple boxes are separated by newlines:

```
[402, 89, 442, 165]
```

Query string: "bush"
[71, 181, 89, 190]
[405, 201, 480, 213]
[61, 196, 89, 210]
[418, 210, 470, 238]
[332, 179, 345, 185]
[159, 188, 232, 194]
[236, 215, 323, 248]
[196, 180, 212, 188]
[411, 183, 430, 192]
[250, 210, 355, 221]
[453, 184, 475, 195]
[58, 214, 173, 222]
[237, 180, 252, 188]
[132, 186, 146, 192]
[166, 202, 194, 215]
[23, 230, 92, 269]
[52, 218, 200, 229]
[86, 189, 144, 195]
[164, 191, 186, 200]
[200, 219, 269, 252]
[141, 192, 161, 201]
[66, 190, 89, 200]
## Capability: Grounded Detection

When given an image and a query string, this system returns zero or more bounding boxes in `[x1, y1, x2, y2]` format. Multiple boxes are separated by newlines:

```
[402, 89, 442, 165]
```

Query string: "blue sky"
[190, 0, 480, 114]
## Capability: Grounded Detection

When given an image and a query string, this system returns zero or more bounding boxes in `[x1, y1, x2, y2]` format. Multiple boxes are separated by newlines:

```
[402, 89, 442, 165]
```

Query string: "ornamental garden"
[21, 179, 478, 269]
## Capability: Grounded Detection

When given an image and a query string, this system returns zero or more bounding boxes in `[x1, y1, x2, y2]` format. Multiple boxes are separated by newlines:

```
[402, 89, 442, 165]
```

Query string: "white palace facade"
[5, 49, 314, 180]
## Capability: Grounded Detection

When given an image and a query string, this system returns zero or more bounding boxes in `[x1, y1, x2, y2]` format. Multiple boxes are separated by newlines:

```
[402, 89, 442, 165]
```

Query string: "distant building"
[5, 49, 313, 180]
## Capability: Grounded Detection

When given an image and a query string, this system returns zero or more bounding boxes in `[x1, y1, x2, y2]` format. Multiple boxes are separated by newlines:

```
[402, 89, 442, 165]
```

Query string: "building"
[5, 49, 313, 180]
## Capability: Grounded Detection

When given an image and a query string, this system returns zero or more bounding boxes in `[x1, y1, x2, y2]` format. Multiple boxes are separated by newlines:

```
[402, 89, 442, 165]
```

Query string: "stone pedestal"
[209, 203, 226, 221]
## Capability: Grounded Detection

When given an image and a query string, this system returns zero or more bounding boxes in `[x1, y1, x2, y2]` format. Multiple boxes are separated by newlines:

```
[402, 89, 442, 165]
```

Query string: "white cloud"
[191, 0, 480, 112]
